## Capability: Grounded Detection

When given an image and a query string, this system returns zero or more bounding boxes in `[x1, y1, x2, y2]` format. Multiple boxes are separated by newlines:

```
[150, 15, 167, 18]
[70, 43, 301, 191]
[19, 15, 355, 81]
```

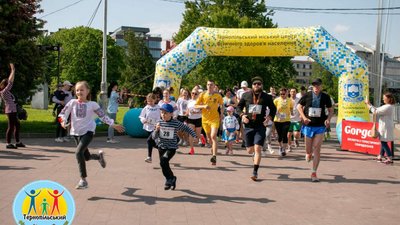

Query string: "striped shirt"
[0, 81, 17, 113]
[152, 119, 197, 150]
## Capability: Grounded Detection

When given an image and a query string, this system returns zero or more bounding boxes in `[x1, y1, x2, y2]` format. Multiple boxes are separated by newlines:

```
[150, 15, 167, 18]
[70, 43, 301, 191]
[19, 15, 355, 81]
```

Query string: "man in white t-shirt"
[236, 81, 250, 101]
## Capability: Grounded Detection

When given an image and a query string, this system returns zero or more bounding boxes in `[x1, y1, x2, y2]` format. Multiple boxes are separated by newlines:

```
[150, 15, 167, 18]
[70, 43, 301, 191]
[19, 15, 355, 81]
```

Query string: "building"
[291, 56, 314, 85]
[345, 42, 400, 97]
[110, 26, 162, 61]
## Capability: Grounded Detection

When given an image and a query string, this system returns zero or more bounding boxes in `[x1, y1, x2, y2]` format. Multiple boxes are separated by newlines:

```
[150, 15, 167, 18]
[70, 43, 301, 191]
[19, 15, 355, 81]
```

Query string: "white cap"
[240, 81, 248, 88]
[63, 81, 73, 86]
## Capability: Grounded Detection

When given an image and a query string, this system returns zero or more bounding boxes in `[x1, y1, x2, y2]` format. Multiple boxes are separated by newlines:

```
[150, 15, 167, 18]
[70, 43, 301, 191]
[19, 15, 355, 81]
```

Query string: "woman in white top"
[186, 88, 203, 154]
[158, 89, 177, 118]
[365, 92, 396, 164]
[139, 93, 161, 163]
[176, 88, 190, 147]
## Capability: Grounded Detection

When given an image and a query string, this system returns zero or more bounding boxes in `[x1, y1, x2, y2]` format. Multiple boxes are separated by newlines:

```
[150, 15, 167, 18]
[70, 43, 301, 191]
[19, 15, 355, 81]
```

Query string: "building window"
[303, 72, 306, 76]
[303, 64, 306, 69]
[296, 64, 299, 68]
[309, 64, 312, 69]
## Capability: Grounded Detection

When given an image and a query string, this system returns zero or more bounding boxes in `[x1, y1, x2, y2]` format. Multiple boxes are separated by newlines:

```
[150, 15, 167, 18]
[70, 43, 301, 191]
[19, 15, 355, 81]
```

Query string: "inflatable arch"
[153, 26, 369, 142]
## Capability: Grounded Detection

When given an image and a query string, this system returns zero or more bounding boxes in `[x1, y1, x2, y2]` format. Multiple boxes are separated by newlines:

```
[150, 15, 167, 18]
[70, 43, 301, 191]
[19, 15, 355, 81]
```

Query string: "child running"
[222, 106, 239, 155]
[59, 81, 125, 189]
[153, 103, 197, 190]
[139, 93, 161, 163]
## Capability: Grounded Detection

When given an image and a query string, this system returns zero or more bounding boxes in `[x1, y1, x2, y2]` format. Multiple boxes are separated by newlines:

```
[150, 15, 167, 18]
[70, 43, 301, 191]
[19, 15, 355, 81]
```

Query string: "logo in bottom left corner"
[13, 180, 75, 225]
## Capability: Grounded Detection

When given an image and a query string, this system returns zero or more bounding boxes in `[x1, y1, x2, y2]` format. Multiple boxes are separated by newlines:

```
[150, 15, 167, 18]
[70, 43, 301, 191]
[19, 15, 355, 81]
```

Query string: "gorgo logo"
[13, 180, 75, 225]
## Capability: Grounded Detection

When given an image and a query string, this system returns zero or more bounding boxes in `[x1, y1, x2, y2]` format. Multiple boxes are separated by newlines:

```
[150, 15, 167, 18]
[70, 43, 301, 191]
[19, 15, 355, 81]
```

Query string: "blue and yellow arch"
[153, 26, 369, 142]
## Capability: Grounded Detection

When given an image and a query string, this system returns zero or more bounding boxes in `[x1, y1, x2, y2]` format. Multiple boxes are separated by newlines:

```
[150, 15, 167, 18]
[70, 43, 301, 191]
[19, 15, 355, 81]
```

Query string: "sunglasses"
[252, 82, 262, 86]
[280, 93, 286, 96]
[191, 92, 198, 95]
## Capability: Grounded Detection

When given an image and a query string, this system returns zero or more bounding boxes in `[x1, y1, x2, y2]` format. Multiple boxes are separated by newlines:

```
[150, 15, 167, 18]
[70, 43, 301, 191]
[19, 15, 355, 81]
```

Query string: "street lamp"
[99, 0, 108, 110]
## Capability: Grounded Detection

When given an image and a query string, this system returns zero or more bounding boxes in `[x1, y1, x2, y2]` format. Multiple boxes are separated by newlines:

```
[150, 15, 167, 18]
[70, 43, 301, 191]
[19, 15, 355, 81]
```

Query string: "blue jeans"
[380, 141, 393, 157]
[107, 113, 117, 140]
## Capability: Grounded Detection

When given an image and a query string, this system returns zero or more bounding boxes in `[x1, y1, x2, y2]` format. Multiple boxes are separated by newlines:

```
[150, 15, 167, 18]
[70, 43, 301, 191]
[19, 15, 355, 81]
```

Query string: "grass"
[0, 105, 130, 134]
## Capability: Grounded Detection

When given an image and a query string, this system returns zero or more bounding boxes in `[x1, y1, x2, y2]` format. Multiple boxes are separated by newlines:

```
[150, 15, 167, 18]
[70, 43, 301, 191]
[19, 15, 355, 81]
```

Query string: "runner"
[237, 76, 276, 181]
[273, 88, 293, 156]
[195, 80, 224, 165]
[297, 78, 333, 182]
[288, 88, 301, 150]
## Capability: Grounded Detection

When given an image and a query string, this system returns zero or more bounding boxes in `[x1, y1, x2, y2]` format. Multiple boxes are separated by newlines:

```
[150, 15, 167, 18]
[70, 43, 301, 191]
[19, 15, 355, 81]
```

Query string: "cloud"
[334, 24, 350, 33]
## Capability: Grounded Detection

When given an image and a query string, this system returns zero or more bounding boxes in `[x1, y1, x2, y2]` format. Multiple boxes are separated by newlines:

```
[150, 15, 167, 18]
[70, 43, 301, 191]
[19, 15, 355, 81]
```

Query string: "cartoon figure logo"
[13, 180, 75, 225]
[344, 79, 364, 102]
[155, 79, 171, 88]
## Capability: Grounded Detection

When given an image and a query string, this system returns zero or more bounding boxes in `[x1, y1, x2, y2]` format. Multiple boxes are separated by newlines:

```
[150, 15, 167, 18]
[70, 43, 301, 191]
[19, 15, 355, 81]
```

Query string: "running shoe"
[15, 142, 26, 148]
[251, 171, 258, 181]
[6, 144, 17, 149]
[98, 151, 106, 168]
[311, 172, 319, 182]
[267, 144, 274, 154]
[182, 141, 188, 147]
[287, 146, 292, 152]
[164, 180, 171, 190]
[206, 143, 211, 148]
[210, 155, 217, 165]
[171, 176, 177, 190]
[144, 157, 152, 163]
[188, 148, 195, 155]
[75, 179, 88, 189]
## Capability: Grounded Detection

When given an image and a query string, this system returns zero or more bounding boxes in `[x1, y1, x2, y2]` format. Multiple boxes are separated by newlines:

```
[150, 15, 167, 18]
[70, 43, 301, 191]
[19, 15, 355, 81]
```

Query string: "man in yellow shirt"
[195, 80, 224, 165]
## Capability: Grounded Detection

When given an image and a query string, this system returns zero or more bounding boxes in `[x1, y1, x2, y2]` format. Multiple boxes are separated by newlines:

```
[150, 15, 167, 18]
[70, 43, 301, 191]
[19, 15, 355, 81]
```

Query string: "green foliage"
[120, 31, 155, 95]
[311, 62, 339, 102]
[0, 105, 129, 135]
[0, 0, 45, 103]
[174, 0, 296, 90]
[47, 27, 125, 95]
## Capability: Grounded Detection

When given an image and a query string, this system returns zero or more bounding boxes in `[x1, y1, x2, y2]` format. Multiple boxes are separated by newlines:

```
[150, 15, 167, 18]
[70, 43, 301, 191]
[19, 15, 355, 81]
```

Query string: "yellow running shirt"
[273, 97, 293, 122]
[196, 92, 223, 123]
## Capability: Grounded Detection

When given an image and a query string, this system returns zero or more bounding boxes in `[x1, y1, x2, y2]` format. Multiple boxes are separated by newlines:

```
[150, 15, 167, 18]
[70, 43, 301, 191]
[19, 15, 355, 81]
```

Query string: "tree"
[311, 62, 339, 102]
[120, 31, 155, 96]
[0, 0, 45, 103]
[174, 0, 296, 90]
[48, 26, 125, 96]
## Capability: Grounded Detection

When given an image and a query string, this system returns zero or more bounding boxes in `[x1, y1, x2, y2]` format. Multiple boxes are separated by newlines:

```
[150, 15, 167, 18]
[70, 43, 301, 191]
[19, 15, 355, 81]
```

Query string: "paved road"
[1, 131, 399, 225]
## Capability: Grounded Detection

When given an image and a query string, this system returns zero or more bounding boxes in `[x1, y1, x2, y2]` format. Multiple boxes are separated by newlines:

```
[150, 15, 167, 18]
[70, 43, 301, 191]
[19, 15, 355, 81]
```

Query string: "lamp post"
[99, 0, 108, 110]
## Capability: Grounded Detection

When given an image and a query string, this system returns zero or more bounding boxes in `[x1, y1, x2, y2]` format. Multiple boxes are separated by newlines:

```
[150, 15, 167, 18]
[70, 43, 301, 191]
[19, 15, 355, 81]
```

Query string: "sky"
[38, 0, 400, 56]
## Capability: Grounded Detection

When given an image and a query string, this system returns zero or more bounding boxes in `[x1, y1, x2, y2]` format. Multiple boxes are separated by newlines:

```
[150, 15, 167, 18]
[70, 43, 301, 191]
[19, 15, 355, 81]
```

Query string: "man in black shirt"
[297, 78, 333, 182]
[237, 76, 276, 181]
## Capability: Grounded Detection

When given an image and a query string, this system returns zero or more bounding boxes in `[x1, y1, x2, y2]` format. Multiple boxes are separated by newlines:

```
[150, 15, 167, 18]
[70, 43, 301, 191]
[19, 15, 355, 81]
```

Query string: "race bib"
[147, 118, 156, 125]
[308, 107, 322, 117]
[249, 104, 262, 114]
[160, 127, 175, 139]
[279, 113, 286, 119]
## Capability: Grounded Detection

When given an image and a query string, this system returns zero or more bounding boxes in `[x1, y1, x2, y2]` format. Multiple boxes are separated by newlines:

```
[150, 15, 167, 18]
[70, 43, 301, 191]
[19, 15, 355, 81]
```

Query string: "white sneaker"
[107, 139, 119, 144]
[75, 179, 88, 189]
[261, 150, 267, 157]
[267, 144, 274, 154]
[178, 139, 183, 146]
[287, 146, 292, 152]
[182, 141, 188, 147]
[63, 137, 71, 142]
[144, 157, 152, 163]
[197, 141, 203, 146]
[55, 137, 64, 143]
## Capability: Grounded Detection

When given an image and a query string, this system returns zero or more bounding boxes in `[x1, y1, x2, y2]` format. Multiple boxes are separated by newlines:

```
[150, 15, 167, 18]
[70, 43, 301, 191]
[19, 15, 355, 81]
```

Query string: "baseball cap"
[240, 81, 248, 88]
[251, 76, 263, 84]
[63, 81, 73, 86]
[311, 78, 322, 86]
[227, 106, 234, 112]
[160, 103, 174, 113]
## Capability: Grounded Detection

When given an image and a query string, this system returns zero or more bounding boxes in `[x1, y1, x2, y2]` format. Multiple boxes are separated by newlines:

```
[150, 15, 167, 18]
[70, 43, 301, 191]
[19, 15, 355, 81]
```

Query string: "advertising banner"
[341, 120, 380, 155]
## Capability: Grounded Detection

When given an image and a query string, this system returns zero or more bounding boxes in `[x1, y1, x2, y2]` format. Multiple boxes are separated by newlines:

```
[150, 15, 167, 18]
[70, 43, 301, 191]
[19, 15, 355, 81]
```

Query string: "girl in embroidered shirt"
[59, 81, 124, 189]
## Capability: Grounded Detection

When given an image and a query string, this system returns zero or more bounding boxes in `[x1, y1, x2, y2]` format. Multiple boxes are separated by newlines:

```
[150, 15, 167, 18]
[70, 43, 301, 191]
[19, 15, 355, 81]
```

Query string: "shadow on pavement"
[0, 150, 57, 160]
[269, 173, 400, 185]
[0, 165, 35, 170]
[88, 187, 275, 205]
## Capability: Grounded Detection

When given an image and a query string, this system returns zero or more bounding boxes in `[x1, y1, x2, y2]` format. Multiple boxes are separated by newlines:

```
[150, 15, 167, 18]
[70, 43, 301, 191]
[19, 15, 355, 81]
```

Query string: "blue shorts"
[301, 126, 326, 138]
[244, 126, 266, 147]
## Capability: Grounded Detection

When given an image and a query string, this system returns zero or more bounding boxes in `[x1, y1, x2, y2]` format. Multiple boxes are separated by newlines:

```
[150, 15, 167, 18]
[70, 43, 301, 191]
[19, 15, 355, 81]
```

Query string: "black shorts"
[244, 126, 266, 147]
[187, 118, 202, 128]
[177, 115, 188, 123]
